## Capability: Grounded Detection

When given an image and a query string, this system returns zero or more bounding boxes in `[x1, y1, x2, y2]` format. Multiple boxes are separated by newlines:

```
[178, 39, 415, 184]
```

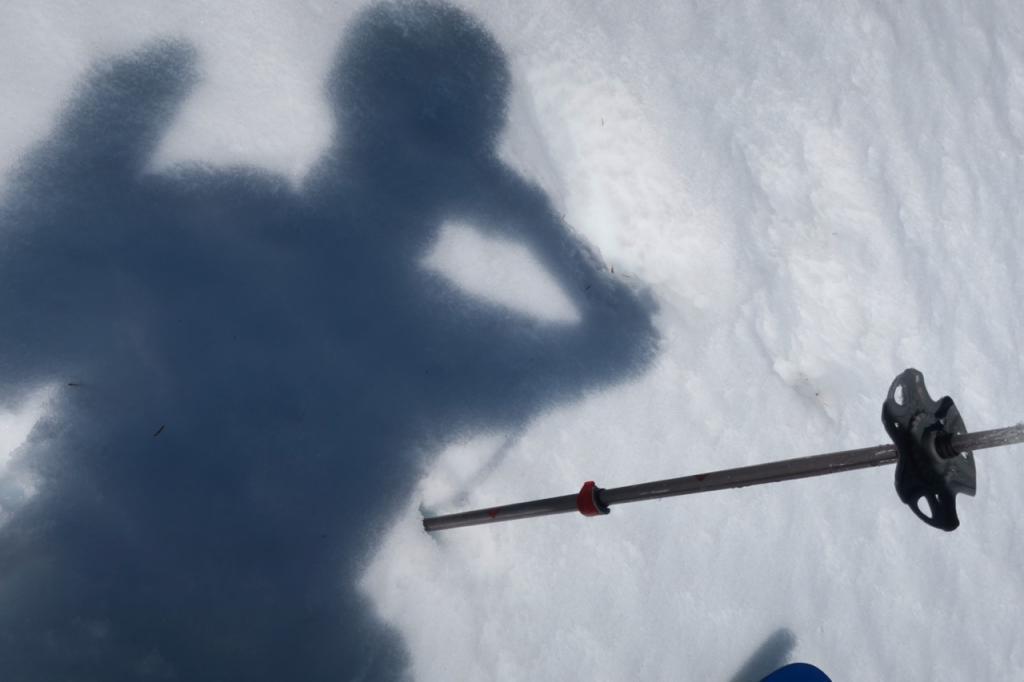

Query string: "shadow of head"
[326, 1, 509, 158]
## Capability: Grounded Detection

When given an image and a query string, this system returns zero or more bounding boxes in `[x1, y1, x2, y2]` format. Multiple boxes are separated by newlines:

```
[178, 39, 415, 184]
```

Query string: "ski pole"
[422, 369, 1023, 533]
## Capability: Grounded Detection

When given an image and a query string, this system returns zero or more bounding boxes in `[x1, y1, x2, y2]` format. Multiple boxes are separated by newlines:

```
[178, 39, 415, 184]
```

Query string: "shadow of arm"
[425, 169, 659, 414]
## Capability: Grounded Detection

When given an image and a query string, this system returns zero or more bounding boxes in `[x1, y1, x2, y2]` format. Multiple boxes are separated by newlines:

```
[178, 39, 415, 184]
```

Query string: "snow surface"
[2, 1, 1024, 680]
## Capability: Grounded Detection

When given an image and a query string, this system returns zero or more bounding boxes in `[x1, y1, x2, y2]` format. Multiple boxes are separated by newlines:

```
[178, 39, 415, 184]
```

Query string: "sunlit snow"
[0, 386, 54, 524]
[422, 221, 581, 324]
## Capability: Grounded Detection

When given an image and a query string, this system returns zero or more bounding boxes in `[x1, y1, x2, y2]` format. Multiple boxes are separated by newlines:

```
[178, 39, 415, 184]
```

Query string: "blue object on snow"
[760, 662, 831, 682]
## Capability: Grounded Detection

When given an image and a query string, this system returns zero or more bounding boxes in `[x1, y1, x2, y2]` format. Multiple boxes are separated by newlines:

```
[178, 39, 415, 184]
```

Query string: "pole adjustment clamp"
[576, 480, 610, 517]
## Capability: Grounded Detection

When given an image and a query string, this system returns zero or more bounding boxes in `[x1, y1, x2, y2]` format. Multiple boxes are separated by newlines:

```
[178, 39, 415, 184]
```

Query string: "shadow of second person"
[0, 2, 658, 680]
[304, 0, 658, 447]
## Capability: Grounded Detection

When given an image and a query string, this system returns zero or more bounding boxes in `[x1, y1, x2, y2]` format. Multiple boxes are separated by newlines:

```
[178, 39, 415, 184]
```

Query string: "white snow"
[0, 386, 55, 524]
[3, 1, 1024, 680]
[421, 221, 581, 324]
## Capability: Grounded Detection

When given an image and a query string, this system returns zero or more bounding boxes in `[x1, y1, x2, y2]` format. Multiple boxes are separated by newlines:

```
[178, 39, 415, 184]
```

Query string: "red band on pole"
[576, 480, 609, 517]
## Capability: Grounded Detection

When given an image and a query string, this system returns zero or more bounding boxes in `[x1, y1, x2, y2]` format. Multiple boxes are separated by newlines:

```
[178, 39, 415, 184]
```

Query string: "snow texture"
[2, 1, 1023, 680]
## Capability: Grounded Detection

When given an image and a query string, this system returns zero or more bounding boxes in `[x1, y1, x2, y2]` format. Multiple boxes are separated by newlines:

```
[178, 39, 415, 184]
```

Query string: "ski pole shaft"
[421, 423, 1024, 532]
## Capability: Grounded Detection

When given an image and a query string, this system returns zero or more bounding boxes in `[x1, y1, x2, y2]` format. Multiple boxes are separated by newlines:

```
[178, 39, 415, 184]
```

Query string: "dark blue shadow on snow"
[729, 628, 797, 682]
[0, 2, 656, 680]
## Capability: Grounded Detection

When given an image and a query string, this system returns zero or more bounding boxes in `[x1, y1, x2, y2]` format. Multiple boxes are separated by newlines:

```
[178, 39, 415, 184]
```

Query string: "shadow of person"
[0, 2, 657, 680]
